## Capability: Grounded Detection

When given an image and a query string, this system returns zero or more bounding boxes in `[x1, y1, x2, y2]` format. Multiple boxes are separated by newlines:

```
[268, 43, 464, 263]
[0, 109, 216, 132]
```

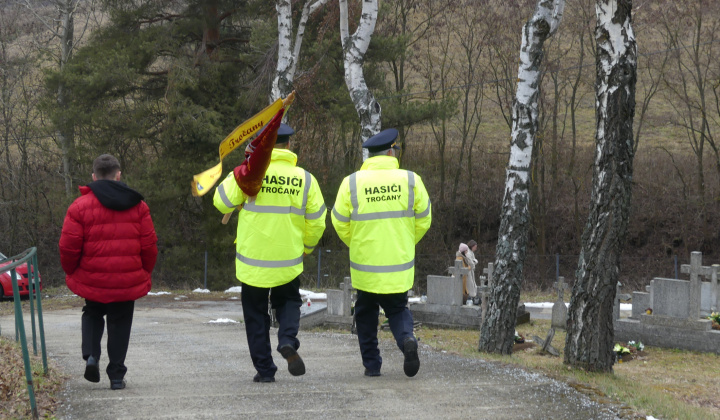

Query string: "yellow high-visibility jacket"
[331, 156, 431, 294]
[214, 149, 326, 288]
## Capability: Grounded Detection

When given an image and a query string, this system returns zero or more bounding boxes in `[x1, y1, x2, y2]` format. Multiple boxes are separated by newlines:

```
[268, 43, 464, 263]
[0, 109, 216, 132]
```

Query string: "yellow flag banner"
[191, 92, 295, 196]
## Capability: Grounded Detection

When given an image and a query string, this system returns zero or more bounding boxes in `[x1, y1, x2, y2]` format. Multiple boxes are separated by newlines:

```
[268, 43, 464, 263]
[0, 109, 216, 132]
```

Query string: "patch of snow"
[208, 318, 238, 324]
[525, 302, 632, 311]
[174, 295, 187, 301]
[225, 286, 242, 293]
[192, 288, 210, 293]
[646, 416, 659, 420]
[148, 291, 171, 296]
[228, 296, 239, 300]
[408, 297, 421, 303]
[300, 289, 327, 300]
[525, 302, 556, 309]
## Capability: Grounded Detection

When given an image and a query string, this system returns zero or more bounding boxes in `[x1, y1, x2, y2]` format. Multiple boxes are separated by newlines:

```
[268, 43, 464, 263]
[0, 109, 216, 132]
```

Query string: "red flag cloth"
[233, 108, 284, 197]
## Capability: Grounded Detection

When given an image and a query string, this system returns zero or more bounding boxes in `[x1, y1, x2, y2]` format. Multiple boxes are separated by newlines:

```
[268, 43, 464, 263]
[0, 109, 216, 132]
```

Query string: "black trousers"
[240, 277, 302, 378]
[81, 299, 135, 380]
[354, 290, 415, 372]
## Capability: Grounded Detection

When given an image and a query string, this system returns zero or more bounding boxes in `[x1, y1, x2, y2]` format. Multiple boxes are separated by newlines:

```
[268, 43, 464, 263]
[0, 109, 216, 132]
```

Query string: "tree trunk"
[272, 0, 329, 100]
[273, 0, 294, 100]
[58, 0, 76, 197]
[479, 0, 565, 354]
[339, 0, 381, 160]
[564, 0, 637, 372]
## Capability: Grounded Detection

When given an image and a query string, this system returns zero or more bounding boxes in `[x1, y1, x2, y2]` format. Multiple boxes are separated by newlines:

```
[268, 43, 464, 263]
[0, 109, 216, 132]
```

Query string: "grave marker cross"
[551, 277, 569, 329]
[479, 262, 494, 325]
[554, 277, 569, 301]
[450, 259, 470, 280]
[712, 265, 719, 312]
[680, 252, 718, 319]
[482, 263, 494, 288]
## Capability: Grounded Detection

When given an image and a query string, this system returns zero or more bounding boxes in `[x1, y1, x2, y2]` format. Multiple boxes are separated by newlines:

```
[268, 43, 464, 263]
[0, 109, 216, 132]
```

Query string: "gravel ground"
[2, 299, 622, 419]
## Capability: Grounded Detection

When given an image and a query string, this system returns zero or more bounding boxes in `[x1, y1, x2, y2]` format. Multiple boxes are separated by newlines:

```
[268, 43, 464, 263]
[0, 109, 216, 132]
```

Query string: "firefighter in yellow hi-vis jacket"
[331, 128, 431, 378]
[214, 123, 326, 383]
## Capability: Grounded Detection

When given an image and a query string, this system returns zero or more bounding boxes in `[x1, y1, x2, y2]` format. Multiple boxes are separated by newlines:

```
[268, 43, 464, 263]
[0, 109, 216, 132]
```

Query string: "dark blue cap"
[362, 128, 400, 153]
[276, 123, 295, 143]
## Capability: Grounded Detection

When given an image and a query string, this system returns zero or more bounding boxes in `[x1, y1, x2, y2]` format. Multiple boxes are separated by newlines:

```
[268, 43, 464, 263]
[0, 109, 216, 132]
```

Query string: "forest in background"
[2, 0, 720, 293]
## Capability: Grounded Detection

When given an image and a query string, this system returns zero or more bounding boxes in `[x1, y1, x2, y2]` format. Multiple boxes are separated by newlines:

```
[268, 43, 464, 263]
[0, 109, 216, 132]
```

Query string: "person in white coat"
[456, 243, 477, 303]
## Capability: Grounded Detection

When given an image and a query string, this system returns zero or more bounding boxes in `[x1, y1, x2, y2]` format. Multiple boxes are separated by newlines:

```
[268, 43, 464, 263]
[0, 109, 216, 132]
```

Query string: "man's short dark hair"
[93, 154, 121, 179]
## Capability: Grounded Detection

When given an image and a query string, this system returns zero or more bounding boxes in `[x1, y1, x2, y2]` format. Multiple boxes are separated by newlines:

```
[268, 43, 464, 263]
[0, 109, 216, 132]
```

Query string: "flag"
[233, 108, 284, 197]
[191, 92, 295, 196]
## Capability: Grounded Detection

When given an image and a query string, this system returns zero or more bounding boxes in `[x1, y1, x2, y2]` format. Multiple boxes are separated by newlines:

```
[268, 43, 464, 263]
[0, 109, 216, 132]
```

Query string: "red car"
[0, 252, 42, 299]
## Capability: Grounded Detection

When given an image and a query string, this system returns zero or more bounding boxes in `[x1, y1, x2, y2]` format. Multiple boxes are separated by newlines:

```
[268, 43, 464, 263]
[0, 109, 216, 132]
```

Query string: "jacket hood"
[82, 180, 144, 211]
[271, 148, 298, 166]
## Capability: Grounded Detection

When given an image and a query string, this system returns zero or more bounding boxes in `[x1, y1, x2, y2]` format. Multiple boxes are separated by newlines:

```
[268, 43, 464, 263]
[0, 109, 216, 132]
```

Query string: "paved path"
[3, 300, 621, 419]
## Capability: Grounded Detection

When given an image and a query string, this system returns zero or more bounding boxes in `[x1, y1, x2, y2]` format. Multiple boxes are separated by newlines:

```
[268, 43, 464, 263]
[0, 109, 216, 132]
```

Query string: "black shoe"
[364, 369, 381, 377]
[110, 379, 126, 390]
[84, 356, 100, 383]
[278, 344, 305, 376]
[253, 373, 275, 383]
[403, 337, 420, 377]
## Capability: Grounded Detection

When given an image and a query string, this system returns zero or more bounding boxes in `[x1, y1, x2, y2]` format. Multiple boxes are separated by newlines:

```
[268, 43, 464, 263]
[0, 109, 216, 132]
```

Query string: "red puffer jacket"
[59, 180, 158, 303]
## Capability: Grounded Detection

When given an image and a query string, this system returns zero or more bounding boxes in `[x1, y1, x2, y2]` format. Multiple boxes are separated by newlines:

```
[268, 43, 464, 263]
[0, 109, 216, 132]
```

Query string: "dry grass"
[0, 337, 65, 419]
[409, 320, 720, 420]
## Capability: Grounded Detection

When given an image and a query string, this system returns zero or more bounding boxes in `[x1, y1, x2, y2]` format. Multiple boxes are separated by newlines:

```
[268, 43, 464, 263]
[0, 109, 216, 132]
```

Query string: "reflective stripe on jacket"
[331, 156, 431, 294]
[214, 149, 326, 287]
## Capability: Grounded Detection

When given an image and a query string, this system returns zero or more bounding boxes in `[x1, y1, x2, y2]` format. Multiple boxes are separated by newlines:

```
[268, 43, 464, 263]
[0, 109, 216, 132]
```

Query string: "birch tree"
[339, 0, 381, 159]
[479, 0, 565, 354]
[564, 0, 637, 372]
[272, 0, 330, 100]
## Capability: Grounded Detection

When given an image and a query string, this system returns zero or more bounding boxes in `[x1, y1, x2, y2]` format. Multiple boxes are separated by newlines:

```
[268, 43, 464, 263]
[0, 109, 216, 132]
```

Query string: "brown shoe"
[278, 344, 305, 376]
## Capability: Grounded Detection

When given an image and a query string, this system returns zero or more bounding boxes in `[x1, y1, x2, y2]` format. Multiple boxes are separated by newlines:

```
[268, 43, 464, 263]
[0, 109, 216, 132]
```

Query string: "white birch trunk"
[564, 0, 636, 372]
[479, 0, 565, 354]
[272, 0, 329, 101]
[339, 0, 381, 161]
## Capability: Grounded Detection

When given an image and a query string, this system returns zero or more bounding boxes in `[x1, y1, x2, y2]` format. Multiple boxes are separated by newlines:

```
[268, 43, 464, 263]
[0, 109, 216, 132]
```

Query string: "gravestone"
[326, 289, 343, 316]
[630, 282, 653, 319]
[532, 328, 559, 357]
[551, 277, 569, 329]
[411, 259, 530, 329]
[702, 265, 719, 313]
[482, 263, 494, 288]
[614, 253, 718, 354]
[427, 259, 466, 306]
[630, 289, 651, 319]
[327, 279, 354, 317]
[679, 251, 717, 320]
[479, 262, 494, 324]
[650, 278, 690, 318]
[613, 282, 631, 321]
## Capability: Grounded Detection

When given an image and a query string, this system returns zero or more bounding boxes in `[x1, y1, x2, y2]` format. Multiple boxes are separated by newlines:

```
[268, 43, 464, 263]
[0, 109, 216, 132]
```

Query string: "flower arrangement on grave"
[514, 331, 525, 344]
[613, 343, 631, 363]
[613, 343, 631, 356]
[627, 340, 644, 352]
[614, 340, 646, 363]
[645, 308, 652, 315]
[708, 312, 720, 330]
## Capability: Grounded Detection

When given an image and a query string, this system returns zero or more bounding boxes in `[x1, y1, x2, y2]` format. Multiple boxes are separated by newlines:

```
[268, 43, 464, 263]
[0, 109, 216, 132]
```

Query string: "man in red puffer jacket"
[59, 154, 157, 390]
